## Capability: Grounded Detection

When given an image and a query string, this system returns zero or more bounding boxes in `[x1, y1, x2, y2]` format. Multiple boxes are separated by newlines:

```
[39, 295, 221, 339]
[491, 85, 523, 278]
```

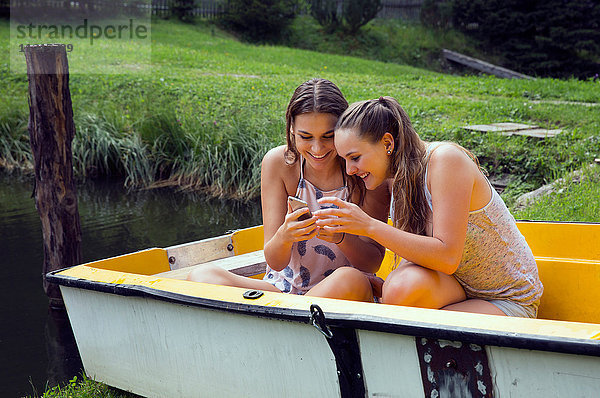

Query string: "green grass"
[2, 17, 599, 213]
[26, 375, 138, 398]
[514, 164, 600, 222]
[283, 16, 486, 73]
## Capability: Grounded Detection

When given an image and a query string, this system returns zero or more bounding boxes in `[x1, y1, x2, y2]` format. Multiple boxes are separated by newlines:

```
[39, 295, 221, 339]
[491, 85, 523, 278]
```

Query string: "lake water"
[0, 173, 262, 397]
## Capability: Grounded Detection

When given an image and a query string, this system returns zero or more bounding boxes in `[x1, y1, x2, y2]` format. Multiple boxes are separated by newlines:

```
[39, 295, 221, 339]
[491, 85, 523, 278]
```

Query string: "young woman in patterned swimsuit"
[314, 96, 543, 317]
[188, 79, 389, 301]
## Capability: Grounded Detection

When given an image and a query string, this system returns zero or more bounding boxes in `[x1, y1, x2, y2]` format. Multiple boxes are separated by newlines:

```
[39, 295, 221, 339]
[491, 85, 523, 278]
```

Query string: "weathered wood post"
[24, 44, 82, 308]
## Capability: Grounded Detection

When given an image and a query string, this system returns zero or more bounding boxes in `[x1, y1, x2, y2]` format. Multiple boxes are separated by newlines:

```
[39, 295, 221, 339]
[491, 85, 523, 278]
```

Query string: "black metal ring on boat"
[310, 304, 333, 339]
[243, 289, 264, 300]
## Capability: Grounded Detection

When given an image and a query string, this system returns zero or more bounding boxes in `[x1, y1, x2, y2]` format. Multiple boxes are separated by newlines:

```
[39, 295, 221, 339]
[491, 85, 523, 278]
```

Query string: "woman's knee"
[382, 264, 436, 306]
[309, 267, 372, 301]
[330, 267, 373, 300]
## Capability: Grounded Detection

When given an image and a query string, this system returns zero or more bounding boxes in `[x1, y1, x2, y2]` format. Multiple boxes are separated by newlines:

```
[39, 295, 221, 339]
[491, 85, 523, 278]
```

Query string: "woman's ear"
[383, 132, 394, 155]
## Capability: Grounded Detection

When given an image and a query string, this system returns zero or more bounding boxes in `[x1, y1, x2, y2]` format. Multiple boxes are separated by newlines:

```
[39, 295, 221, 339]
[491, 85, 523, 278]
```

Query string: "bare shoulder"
[261, 145, 299, 194]
[262, 145, 290, 176]
[262, 145, 286, 168]
[428, 143, 477, 171]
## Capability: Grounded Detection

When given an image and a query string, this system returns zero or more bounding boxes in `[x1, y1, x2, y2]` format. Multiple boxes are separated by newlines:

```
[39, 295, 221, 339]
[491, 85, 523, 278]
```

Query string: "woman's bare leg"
[442, 299, 506, 316]
[306, 267, 374, 302]
[382, 261, 466, 308]
[187, 264, 280, 292]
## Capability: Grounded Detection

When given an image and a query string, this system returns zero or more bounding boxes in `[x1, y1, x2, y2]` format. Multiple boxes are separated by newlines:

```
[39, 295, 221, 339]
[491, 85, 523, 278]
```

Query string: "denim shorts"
[488, 299, 538, 318]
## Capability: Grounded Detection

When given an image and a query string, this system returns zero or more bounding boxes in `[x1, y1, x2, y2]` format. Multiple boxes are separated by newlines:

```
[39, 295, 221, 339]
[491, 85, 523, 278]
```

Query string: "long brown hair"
[284, 78, 365, 203]
[336, 96, 429, 235]
[284, 78, 348, 164]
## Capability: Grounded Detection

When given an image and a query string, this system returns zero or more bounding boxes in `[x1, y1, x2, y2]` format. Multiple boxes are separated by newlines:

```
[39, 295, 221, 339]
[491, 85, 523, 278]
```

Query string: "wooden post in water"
[24, 44, 82, 308]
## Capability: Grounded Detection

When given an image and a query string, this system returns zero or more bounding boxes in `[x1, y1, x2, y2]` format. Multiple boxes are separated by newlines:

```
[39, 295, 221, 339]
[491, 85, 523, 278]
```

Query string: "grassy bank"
[2, 18, 599, 214]
[26, 375, 137, 398]
[283, 15, 485, 74]
[514, 163, 600, 221]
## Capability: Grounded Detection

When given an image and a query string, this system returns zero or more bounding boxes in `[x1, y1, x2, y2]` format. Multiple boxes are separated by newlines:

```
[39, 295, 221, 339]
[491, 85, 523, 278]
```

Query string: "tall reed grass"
[73, 113, 153, 188]
[141, 107, 282, 200]
[0, 102, 283, 201]
[0, 109, 32, 171]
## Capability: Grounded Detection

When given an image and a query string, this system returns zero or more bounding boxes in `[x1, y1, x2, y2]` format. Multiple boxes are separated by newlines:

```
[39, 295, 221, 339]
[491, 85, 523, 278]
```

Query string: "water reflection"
[44, 308, 83, 392]
[76, 178, 262, 262]
[0, 173, 262, 397]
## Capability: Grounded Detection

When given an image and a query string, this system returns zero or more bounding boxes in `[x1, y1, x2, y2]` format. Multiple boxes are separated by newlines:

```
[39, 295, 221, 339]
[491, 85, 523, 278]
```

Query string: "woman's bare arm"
[315, 146, 476, 274]
[261, 147, 318, 271]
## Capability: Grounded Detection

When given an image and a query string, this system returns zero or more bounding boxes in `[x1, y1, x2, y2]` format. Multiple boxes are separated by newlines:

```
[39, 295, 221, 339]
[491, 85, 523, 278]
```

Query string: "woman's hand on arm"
[314, 197, 380, 237]
[314, 185, 389, 274]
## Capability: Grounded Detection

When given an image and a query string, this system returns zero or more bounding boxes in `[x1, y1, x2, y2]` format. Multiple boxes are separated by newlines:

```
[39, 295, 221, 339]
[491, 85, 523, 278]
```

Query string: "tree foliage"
[310, 0, 340, 33]
[310, 0, 381, 34]
[170, 0, 196, 23]
[220, 0, 298, 42]
[451, 0, 600, 79]
[343, 0, 382, 34]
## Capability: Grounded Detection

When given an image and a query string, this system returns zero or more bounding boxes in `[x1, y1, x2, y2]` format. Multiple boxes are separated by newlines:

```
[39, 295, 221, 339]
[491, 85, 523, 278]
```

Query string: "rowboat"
[48, 221, 600, 397]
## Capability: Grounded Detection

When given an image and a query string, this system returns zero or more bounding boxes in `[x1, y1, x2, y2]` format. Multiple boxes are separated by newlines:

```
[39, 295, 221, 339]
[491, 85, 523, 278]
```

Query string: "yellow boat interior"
[54, 221, 600, 343]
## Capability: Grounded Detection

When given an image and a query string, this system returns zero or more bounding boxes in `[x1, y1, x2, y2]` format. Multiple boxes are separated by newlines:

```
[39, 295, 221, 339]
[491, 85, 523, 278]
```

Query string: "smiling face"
[292, 112, 339, 172]
[335, 127, 393, 190]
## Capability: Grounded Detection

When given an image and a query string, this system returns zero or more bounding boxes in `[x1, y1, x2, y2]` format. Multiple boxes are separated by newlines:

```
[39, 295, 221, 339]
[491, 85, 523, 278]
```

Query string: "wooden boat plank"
[489, 345, 600, 396]
[358, 330, 424, 396]
[231, 225, 264, 255]
[517, 221, 600, 261]
[154, 250, 266, 280]
[79, 248, 170, 276]
[536, 257, 600, 323]
[165, 235, 233, 270]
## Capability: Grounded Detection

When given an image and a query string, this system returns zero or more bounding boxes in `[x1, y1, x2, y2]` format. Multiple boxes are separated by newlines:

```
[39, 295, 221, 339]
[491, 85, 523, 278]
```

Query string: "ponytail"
[336, 96, 429, 235]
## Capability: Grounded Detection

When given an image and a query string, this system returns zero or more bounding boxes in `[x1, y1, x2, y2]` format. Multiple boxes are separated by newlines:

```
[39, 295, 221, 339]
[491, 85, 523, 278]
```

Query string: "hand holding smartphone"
[287, 196, 312, 221]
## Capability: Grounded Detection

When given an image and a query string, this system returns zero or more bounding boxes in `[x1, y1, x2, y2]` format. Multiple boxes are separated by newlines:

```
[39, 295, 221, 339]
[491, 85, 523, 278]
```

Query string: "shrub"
[220, 0, 298, 42]
[310, 0, 340, 33]
[309, 0, 381, 35]
[451, 0, 600, 79]
[420, 0, 453, 30]
[343, 0, 382, 34]
[170, 0, 197, 23]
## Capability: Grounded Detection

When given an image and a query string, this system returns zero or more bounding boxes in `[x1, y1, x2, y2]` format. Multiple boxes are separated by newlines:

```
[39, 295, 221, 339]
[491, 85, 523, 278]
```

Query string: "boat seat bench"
[153, 250, 267, 280]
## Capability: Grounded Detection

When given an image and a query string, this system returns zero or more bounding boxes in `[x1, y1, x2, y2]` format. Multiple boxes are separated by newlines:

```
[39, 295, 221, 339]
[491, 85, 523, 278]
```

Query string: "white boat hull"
[58, 283, 600, 398]
[50, 222, 600, 397]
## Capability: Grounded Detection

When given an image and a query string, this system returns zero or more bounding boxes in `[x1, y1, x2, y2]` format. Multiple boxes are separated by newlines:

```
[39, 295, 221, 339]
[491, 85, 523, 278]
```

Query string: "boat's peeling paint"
[475, 361, 484, 375]
[417, 337, 493, 398]
[470, 343, 482, 352]
[438, 339, 462, 349]
[477, 379, 487, 394]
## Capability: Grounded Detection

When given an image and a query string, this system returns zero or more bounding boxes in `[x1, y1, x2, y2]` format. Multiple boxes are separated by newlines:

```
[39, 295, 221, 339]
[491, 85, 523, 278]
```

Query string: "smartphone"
[288, 196, 312, 221]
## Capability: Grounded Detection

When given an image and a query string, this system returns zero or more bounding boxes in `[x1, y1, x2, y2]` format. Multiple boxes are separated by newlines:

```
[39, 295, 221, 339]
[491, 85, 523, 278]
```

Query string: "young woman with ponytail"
[314, 96, 543, 317]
